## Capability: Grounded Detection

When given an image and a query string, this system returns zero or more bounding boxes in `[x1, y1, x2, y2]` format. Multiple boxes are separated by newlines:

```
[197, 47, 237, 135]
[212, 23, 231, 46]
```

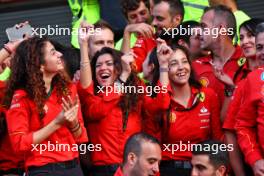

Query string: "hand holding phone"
[6, 21, 33, 41]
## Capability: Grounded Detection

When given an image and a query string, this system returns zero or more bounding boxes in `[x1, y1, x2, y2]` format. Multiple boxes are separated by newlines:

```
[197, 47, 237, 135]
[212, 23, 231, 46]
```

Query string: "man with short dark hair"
[192, 5, 246, 122]
[129, 0, 184, 72]
[208, 0, 250, 44]
[191, 140, 229, 176]
[114, 132, 161, 176]
[116, 0, 152, 50]
[88, 20, 115, 59]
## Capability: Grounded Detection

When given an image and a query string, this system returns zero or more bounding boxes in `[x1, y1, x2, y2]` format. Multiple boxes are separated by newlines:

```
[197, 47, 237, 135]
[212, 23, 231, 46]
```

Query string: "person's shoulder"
[13, 89, 28, 98]
[9, 89, 28, 110]
[192, 55, 211, 65]
[247, 67, 264, 81]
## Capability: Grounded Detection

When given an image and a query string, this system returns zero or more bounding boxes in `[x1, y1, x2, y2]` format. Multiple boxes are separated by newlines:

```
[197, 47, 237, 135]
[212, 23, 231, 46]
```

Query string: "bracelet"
[3, 45, 12, 55]
[80, 61, 90, 68]
[118, 77, 126, 84]
[71, 124, 81, 133]
[70, 122, 80, 131]
[159, 67, 169, 72]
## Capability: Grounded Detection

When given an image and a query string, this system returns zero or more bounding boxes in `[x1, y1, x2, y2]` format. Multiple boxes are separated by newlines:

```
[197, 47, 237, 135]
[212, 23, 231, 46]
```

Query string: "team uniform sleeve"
[235, 77, 263, 166]
[6, 95, 33, 153]
[223, 81, 245, 130]
[143, 81, 171, 113]
[207, 88, 224, 141]
[131, 38, 148, 72]
[70, 84, 88, 143]
[77, 82, 120, 121]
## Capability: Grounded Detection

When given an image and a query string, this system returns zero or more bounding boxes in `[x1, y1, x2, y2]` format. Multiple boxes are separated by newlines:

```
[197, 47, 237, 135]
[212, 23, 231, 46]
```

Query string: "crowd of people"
[0, 0, 264, 176]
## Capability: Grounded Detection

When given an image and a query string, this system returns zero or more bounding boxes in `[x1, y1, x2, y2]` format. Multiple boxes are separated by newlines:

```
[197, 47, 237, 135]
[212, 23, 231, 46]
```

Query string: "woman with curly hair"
[5, 36, 88, 176]
[78, 22, 170, 176]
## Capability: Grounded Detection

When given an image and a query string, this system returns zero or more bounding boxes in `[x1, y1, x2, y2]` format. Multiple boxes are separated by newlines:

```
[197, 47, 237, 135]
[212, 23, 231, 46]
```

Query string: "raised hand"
[124, 23, 154, 38]
[5, 21, 31, 54]
[156, 38, 172, 67]
[78, 21, 94, 46]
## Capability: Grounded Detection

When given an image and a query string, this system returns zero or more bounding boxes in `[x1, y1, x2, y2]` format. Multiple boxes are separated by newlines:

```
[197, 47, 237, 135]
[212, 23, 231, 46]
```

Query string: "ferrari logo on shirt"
[237, 57, 246, 67]
[169, 112, 177, 123]
[199, 77, 209, 87]
[198, 92, 206, 102]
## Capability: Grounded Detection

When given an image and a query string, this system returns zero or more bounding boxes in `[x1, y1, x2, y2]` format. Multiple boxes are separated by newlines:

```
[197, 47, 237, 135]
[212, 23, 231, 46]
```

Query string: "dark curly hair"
[120, 0, 150, 19]
[4, 36, 70, 119]
[91, 47, 142, 130]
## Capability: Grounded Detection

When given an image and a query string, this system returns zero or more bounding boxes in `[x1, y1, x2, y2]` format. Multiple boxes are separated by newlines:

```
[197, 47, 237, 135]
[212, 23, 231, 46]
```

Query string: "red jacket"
[78, 82, 170, 165]
[223, 79, 246, 130]
[192, 46, 246, 106]
[236, 67, 264, 166]
[132, 36, 156, 72]
[0, 81, 24, 171]
[6, 84, 88, 168]
[146, 86, 223, 161]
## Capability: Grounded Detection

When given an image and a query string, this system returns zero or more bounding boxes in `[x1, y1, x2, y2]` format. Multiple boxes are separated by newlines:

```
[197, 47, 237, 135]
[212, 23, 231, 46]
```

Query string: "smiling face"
[127, 1, 150, 24]
[41, 41, 63, 75]
[88, 28, 114, 58]
[240, 27, 256, 58]
[256, 32, 264, 66]
[151, 1, 180, 36]
[95, 53, 117, 86]
[168, 49, 191, 86]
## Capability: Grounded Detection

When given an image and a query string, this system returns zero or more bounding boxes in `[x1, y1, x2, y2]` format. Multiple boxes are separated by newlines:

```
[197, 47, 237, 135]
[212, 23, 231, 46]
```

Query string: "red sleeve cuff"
[77, 81, 94, 96]
[247, 151, 263, 166]
[74, 124, 88, 143]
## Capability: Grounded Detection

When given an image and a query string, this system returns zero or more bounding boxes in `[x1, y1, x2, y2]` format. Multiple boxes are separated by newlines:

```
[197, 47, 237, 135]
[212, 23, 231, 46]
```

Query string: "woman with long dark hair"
[223, 18, 264, 176]
[5, 36, 88, 176]
[149, 40, 223, 176]
[77, 22, 169, 176]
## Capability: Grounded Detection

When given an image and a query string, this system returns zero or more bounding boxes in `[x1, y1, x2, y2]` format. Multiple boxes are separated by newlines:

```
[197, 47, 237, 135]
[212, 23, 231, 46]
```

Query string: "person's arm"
[156, 38, 171, 87]
[7, 95, 62, 152]
[0, 48, 11, 64]
[223, 81, 247, 176]
[79, 21, 93, 89]
[236, 77, 264, 172]
[225, 131, 246, 176]
[143, 39, 172, 113]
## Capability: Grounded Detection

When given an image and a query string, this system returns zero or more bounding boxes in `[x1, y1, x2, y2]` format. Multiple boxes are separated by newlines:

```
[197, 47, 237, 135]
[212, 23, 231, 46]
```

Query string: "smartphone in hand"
[6, 24, 33, 41]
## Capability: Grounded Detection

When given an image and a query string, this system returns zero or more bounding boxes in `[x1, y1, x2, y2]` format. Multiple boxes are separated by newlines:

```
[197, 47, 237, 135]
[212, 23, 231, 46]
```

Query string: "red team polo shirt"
[132, 36, 156, 72]
[192, 46, 246, 106]
[236, 67, 264, 166]
[156, 87, 223, 161]
[78, 82, 170, 165]
[6, 84, 88, 168]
